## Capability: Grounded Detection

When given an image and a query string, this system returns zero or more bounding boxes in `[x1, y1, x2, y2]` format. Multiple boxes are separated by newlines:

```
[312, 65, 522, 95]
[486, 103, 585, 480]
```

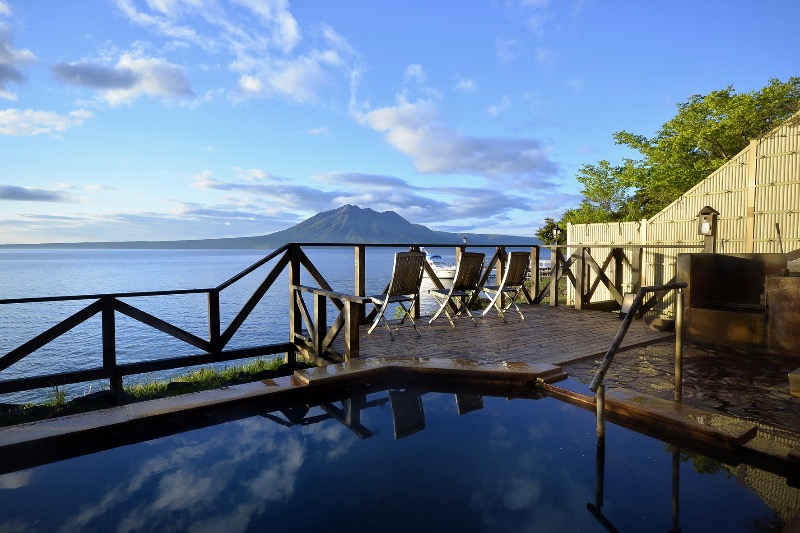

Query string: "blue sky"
[0, 0, 797, 245]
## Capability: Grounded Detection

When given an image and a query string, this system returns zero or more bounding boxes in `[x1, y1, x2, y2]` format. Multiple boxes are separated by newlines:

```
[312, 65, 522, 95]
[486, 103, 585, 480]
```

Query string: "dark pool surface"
[0, 387, 785, 532]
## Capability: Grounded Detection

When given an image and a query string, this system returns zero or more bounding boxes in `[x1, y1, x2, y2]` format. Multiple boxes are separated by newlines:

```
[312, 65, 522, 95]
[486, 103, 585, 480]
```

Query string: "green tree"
[616, 77, 800, 216]
[535, 217, 566, 245]
[561, 159, 645, 224]
[539, 77, 800, 241]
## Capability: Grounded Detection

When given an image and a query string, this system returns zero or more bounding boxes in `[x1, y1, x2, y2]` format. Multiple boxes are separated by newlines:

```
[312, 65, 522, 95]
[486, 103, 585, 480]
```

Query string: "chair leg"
[506, 294, 525, 320]
[368, 301, 395, 340]
[396, 301, 421, 337]
[482, 289, 508, 322]
[429, 294, 454, 327]
[454, 297, 478, 327]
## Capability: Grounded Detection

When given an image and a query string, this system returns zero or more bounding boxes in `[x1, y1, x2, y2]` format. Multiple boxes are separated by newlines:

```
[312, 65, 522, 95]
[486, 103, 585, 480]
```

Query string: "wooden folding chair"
[481, 251, 532, 322]
[428, 251, 486, 328]
[368, 251, 426, 340]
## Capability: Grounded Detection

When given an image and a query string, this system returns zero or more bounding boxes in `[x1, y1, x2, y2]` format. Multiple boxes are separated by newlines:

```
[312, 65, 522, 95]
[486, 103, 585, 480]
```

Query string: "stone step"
[545, 383, 758, 448]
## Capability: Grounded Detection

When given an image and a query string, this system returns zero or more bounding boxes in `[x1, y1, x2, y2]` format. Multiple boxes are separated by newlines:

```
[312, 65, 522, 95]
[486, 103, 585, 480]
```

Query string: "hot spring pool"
[0, 382, 787, 532]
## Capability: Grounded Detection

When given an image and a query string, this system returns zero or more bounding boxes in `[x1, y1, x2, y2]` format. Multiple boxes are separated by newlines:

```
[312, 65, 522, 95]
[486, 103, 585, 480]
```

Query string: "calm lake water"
[0, 247, 471, 403]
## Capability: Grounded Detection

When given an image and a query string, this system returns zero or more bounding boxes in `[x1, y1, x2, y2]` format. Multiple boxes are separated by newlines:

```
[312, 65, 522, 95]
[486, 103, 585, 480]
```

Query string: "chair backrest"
[452, 252, 486, 291]
[388, 251, 426, 296]
[501, 252, 530, 287]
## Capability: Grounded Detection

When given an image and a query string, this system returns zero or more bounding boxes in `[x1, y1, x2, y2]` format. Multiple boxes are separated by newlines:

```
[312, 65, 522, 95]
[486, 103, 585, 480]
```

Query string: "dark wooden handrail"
[0, 242, 540, 396]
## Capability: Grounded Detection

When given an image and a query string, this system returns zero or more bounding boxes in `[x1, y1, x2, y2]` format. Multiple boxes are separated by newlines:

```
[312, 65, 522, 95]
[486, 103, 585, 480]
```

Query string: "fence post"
[314, 293, 327, 360]
[575, 247, 586, 310]
[549, 247, 560, 307]
[532, 246, 540, 298]
[287, 245, 301, 364]
[674, 289, 685, 403]
[355, 245, 366, 321]
[101, 297, 122, 391]
[207, 289, 220, 354]
[631, 246, 643, 293]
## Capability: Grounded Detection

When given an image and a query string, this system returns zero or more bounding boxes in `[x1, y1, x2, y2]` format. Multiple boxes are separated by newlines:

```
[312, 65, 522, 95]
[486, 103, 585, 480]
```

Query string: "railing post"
[288, 245, 301, 364]
[549, 247, 560, 307]
[532, 246, 540, 299]
[631, 246, 643, 293]
[613, 247, 624, 299]
[101, 297, 122, 391]
[355, 245, 366, 322]
[207, 289, 220, 354]
[314, 293, 327, 359]
[674, 289, 684, 403]
[343, 300, 360, 362]
[575, 247, 586, 310]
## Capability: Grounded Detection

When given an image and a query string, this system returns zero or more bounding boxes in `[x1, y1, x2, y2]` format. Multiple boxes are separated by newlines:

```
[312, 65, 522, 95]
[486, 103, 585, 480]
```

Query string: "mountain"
[2, 205, 539, 249]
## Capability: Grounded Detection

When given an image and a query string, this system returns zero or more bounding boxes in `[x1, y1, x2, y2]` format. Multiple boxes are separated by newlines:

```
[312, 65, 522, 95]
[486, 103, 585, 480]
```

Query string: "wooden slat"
[0, 343, 294, 395]
[0, 299, 103, 372]
[584, 251, 624, 304]
[220, 250, 290, 348]
[296, 247, 344, 310]
[114, 299, 212, 352]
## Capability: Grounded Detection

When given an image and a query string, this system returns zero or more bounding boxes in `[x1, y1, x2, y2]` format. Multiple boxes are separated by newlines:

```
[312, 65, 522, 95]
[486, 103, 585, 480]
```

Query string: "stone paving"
[564, 340, 800, 434]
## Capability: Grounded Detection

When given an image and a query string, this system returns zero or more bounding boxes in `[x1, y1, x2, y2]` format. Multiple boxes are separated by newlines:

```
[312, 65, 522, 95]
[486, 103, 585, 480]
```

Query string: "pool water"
[0, 387, 785, 532]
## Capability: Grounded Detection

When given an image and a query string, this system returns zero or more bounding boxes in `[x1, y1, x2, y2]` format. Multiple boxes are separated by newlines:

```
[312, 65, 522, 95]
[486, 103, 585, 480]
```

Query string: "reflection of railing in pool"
[0, 243, 541, 395]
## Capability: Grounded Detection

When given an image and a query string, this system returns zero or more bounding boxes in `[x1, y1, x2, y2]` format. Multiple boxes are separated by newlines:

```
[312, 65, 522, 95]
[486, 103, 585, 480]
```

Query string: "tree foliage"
[538, 77, 800, 237]
[534, 217, 566, 245]
[616, 77, 800, 216]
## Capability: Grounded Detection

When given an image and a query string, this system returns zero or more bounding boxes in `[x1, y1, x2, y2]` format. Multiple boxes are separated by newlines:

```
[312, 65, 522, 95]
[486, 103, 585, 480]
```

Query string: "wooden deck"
[334, 304, 673, 368]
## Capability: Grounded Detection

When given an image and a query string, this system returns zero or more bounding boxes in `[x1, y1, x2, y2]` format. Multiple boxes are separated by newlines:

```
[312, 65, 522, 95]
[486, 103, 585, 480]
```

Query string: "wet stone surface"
[564, 341, 800, 434]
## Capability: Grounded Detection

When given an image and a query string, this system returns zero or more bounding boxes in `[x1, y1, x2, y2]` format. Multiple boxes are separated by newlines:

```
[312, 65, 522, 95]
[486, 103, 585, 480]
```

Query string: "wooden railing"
[0, 243, 540, 396]
[538, 244, 703, 316]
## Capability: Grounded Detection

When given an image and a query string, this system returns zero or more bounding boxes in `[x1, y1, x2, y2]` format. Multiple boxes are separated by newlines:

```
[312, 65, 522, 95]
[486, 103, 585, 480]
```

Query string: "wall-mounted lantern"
[697, 206, 719, 252]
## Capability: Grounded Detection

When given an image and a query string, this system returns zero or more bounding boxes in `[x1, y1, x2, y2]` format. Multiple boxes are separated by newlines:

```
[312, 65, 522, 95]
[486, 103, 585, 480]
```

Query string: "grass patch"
[1, 356, 307, 428]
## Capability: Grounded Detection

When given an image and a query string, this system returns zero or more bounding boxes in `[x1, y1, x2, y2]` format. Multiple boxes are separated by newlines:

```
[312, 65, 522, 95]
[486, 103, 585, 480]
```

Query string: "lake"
[0, 247, 487, 403]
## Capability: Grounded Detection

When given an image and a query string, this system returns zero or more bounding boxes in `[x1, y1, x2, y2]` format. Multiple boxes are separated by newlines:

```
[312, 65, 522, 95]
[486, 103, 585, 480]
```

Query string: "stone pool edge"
[0, 358, 566, 452]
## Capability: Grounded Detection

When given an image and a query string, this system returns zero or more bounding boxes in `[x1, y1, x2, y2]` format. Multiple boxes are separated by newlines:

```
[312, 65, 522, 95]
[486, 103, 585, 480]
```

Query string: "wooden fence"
[0, 243, 543, 396]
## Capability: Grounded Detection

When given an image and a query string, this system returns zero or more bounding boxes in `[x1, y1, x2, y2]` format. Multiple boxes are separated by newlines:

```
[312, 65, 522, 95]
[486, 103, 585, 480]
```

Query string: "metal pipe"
[674, 289, 684, 403]
[590, 282, 687, 393]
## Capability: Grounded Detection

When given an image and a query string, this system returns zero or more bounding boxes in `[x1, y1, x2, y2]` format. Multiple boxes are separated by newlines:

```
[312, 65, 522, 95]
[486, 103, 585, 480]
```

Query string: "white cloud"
[487, 95, 511, 116]
[0, 470, 33, 489]
[566, 77, 583, 92]
[110, 54, 193, 105]
[233, 0, 300, 53]
[454, 76, 476, 93]
[0, 2, 11, 16]
[404, 64, 427, 85]
[0, 22, 37, 101]
[53, 51, 194, 106]
[0, 185, 75, 202]
[495, 38, 518, 63]
[115, 0, 358, 105]
[0, 108, 93, 136]
[353, 97, 558, 185]
[305, 126, 330, 136]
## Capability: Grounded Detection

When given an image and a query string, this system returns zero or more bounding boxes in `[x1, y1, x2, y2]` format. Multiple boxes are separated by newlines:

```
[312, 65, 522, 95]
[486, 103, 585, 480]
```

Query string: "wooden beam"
[0, 299, 103, 372]
[221, 249, 289, 349]
[114, 299, 212, 352]
[355, 245, 366, 321]
[101, 297, 121, 391]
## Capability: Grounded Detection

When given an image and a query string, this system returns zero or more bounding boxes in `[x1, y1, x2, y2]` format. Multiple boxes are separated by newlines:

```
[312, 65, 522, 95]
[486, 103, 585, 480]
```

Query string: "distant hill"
[2, 205, 539, 249]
